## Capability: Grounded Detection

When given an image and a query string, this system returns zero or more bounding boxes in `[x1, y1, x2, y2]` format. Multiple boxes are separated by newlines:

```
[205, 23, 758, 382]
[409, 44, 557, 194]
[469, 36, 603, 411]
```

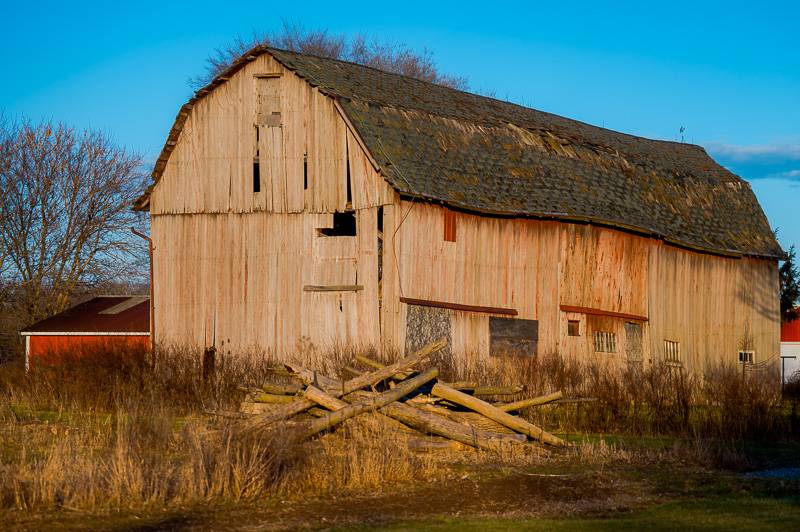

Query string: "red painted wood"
[28, 335, 149, 367]
[782, 316, 800, 342]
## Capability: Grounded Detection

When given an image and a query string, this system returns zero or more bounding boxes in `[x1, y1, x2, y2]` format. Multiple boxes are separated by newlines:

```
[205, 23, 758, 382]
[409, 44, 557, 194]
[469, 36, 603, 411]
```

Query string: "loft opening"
[318, 211, 357, 237]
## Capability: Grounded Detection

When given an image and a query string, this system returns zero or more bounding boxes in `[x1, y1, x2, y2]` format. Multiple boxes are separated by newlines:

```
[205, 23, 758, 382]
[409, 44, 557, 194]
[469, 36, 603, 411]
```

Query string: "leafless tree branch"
[189, 21, 468, 91]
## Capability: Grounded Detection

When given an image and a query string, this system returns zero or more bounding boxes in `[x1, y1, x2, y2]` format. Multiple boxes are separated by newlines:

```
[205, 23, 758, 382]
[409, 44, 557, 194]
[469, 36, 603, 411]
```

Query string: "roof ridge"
[265, 46, 711, 152]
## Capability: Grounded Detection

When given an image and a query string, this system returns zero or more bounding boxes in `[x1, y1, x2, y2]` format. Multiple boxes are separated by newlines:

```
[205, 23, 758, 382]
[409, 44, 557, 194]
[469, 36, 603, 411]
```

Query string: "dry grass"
[0, 342, 792, 516]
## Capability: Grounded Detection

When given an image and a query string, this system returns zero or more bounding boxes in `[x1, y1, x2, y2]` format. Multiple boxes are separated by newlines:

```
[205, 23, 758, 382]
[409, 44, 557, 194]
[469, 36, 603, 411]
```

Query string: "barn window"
[664, 340, 681, 365]
[738, 350, 755, 365]
[567, 320, 580, 337]
[443, 208, 456, 242]
[593, 331, 616, 353]
[489, 317, 538, 357]
[318, 211, 357, 237]
[303, 153, 308, 190]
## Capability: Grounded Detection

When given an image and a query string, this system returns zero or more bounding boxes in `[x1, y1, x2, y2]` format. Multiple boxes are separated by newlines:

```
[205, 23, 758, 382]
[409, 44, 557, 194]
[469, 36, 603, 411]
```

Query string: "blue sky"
[2, 1, 798, 252]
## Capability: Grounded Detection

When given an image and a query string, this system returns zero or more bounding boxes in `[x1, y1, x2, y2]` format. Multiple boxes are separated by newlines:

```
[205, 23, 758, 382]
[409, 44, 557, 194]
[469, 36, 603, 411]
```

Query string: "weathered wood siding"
[148, 51, 780, 375]
[149, 55, 392, 215]
[386, 202, 561, 357]
[149, 55, 391, 356]
[648, 244, 779, 371]
[383, 203, 779, 374]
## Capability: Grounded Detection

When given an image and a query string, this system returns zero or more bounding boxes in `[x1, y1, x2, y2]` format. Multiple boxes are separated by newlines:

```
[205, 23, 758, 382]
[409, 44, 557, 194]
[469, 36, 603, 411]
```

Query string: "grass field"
[1, 348, 798, 530]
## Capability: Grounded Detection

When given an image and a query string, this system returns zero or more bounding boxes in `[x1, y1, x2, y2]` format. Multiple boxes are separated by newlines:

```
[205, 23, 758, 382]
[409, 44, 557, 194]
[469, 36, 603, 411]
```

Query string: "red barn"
[782, 311, 800, 384]
[19, 296, 150, 369]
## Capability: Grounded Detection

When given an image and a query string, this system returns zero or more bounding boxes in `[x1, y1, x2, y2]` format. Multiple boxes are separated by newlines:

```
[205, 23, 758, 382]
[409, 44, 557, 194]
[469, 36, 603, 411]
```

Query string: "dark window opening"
[253, 160, 261, 193]
[318, 211, 357, 237]
[490, 317, 538, 357]
[377, 205, 384, 233]
[303, 153, 308, 190]
[345, 147, 353, 205]
[568, 320, 580, 337]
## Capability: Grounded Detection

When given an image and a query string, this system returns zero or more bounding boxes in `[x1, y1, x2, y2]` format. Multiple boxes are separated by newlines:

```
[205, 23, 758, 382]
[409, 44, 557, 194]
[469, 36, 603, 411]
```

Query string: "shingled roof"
[141, 46, 783, 259]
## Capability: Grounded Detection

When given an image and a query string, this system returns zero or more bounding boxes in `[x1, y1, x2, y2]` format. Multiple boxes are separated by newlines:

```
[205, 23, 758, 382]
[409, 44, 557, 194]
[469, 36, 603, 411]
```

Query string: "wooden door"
[625, 322, 643, 367]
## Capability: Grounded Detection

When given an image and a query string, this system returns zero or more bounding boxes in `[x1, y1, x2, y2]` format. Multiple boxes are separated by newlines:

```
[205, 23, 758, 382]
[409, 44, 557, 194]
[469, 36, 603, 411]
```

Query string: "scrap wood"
[238, 338, 447, 433]
[431, 382, 567, 447]
[251, 392, 298, 404]
[301, 367, 439, 439]
[494, 391, 563, 412]
[355, 354, 412, 380]
[305, 383, 527, 451]
[418, 404, 518, 435]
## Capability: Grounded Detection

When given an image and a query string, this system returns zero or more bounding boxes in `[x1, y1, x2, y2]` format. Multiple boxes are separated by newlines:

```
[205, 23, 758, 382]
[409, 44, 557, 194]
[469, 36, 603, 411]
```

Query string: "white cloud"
[705, 142, 800, 163]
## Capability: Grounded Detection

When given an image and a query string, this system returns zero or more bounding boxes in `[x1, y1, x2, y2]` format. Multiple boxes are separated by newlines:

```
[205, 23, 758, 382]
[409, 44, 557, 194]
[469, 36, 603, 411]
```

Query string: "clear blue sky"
[2, 1, 798, 253]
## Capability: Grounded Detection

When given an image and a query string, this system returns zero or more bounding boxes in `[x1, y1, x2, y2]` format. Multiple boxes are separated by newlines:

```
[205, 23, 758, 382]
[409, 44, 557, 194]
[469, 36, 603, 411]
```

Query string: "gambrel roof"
[139, 46, 783, 260]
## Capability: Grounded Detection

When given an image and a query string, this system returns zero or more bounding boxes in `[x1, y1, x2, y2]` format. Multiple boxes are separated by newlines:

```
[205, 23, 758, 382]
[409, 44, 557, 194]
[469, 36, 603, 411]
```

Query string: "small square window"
[738, 350, 754, 365]
[568, 320, 580, 337]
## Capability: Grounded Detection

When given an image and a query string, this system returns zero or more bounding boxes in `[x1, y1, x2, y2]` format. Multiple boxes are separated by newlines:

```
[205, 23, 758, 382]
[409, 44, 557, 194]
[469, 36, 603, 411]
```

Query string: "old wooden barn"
[135, 46, 784, 374]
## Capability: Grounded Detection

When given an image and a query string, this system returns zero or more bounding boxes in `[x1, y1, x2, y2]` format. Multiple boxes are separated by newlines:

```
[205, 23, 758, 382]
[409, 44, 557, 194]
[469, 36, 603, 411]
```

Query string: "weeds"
[0, 342, 793, 515]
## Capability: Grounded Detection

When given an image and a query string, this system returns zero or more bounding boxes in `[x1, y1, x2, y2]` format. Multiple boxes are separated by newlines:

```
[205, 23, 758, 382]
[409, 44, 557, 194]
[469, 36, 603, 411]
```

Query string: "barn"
[19, 296, 150, 369]
[781, 314, 800, 384]
[135, 46, 783, 375]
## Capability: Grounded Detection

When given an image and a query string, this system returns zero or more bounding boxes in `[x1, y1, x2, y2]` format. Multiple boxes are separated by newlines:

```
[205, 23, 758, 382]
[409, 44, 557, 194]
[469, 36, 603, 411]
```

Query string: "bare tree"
[0, 118, 148, 342]
[190, 21, 468, 90]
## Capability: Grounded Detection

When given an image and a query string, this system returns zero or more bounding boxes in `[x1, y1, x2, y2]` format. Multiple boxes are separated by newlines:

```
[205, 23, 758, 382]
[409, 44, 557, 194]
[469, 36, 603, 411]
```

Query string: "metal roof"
[20, 296, 149, 334]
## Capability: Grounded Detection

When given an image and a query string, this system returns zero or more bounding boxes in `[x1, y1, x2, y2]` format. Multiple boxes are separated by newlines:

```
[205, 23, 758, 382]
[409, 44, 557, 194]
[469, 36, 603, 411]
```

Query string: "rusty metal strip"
[560, 305, 648, 322]
[400, 297, 517, 316]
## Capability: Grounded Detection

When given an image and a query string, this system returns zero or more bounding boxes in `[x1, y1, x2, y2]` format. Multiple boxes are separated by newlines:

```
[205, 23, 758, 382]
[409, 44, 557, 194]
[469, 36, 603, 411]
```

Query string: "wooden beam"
[494, 391, 563, 412]
[239, 338, 446, 432]
[304, 285, 364, 292]
[431, 383, 567, 447]
[400, 297, 517, 316]
[560, 305, 648, 322]
[301, 368, 438, 439]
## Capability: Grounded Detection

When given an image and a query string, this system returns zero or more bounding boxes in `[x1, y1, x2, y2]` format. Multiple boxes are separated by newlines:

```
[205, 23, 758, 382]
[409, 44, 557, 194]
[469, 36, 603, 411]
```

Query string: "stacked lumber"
[235, 338, 571, 450]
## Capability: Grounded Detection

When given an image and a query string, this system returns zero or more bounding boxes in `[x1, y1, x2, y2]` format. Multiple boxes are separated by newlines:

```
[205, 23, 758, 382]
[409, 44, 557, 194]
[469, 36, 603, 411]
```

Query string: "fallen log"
[381, 402, 527, 451]
[407, 437, 464, 452]
[431, 383, 567, 447]
[252, 392, 298, 404]
[301, 367, 439, 439]
[355, 354, 412, 380]
[239, 338, 446, 432]
[418, 404, 517, 435]
[494, 391, 563, 412]
[473, 385, 525, 396]
[289, 337, 446, 393]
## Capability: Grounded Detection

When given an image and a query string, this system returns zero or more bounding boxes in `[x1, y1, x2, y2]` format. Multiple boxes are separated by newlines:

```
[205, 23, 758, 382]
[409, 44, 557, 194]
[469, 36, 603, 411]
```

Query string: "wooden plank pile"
[235, 338, 569, 450]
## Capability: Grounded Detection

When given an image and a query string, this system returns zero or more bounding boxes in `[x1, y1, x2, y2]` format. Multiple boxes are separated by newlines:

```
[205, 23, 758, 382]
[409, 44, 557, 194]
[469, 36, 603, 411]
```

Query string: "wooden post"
[431, 383, 567, 447]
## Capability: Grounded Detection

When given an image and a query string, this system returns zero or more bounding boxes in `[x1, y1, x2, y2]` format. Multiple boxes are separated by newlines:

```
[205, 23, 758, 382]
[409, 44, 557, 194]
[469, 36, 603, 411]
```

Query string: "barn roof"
[20, 296, 150, 334]
[139, 46, 783, 260]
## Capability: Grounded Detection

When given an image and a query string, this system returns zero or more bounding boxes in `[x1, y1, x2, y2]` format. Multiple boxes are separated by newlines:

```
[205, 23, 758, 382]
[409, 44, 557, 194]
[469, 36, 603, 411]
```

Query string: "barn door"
[625, 322, 643, 368]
